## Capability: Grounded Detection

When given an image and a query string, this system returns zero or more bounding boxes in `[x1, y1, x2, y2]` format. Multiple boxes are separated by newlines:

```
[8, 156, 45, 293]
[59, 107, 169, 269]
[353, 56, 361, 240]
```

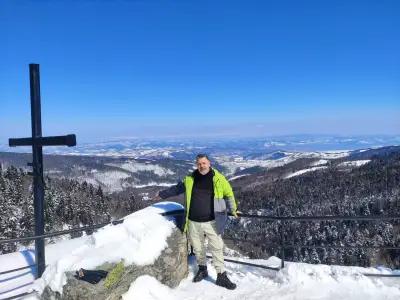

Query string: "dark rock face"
[42, 227, 188, 300]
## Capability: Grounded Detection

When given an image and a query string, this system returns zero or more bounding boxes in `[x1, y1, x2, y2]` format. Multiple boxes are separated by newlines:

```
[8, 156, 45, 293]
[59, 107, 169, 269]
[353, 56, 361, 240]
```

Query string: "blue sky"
[1, 0, 399, 142]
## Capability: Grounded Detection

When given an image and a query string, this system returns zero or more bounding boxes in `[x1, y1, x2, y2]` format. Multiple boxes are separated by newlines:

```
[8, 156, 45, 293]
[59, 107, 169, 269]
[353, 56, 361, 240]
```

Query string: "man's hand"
[152, 191, 162, 201]
[231, 211, 239, 218]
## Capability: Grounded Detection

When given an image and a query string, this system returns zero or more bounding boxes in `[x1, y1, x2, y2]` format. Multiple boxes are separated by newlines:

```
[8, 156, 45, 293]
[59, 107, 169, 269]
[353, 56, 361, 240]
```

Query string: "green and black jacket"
[159, 168, 237, 234]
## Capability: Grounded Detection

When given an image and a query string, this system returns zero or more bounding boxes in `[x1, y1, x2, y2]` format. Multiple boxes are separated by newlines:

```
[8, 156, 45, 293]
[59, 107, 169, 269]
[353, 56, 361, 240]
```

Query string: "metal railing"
[227, 212, 400, 276]
[173, 211, 400, 275]
[1, 209, 400, 299]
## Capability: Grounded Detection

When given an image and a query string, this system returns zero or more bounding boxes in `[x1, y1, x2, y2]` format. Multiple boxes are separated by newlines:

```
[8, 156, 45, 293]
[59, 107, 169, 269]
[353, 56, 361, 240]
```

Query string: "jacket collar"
[191, 167, 215, 177]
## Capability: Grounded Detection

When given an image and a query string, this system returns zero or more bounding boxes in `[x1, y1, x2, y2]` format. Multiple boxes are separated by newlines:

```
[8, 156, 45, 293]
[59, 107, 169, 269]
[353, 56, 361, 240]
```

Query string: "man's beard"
[199, 168, 210, 175]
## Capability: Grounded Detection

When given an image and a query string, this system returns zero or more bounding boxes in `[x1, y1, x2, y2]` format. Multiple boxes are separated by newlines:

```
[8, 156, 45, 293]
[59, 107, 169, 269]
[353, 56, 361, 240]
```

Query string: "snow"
[71, 162, 177, 192]
[43, 147, 178, 159]
[338, 160, 371, 168]
[264, 141, 287, 147]
[133, 182, 176, 188]
[214, 151, 350, 176]
[310, 159, 328, 166]
[285, 166, 328, 179]
[92, 170, 131, 192]
[122, 275, 175, 300]
[0, 202, 182, 299]
[317, 151, 350, 159]
[34, 205, 176, 294]
[0, 237, 92, 300]
[214, 155, 300, 175]
[121, 256, 400, 300]
[45, 170, 62, 174]
[150, 201, 184, 213]
[76, 176, 99, 187]
[107, 162, 175, 177]
[228, 174, 250, 181]
[0, 250, 36, 299]
[2, 201, 400, 300]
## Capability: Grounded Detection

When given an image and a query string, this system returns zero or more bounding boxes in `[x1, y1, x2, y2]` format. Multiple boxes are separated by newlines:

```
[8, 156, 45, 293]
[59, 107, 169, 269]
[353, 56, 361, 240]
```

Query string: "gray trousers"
[188, 220, 225, 273]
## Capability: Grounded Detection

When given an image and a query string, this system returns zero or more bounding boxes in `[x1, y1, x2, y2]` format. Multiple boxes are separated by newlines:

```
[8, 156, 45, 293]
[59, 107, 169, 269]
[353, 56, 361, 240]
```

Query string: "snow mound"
[122, 275, 175, 300]
[32, 203, 178, 295]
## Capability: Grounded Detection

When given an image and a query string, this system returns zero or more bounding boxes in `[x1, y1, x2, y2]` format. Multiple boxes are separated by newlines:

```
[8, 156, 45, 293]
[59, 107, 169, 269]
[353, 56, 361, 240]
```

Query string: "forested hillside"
[226, 150, 400, 267]
[0, 165, 144, 254]
[1, 147, 399, 268]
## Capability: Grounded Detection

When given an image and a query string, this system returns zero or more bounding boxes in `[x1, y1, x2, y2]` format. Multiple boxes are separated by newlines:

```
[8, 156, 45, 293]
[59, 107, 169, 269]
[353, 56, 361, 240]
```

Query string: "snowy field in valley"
[215, 150, 350, 176]
[106, 161, 175, 177]
[1, 202, 399, 300]
[338, 160, 371, 168]
[284, 159, 370, 179]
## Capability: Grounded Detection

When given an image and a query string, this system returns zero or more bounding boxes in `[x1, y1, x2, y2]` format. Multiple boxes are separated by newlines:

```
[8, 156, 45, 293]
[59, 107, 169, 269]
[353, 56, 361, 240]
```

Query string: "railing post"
[280, 220, 285, 269]
[276, 203, 285, 269]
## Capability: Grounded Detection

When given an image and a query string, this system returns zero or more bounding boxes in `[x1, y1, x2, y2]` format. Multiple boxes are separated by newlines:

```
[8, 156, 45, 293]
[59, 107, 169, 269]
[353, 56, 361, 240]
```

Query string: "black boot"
[193, 265, 208, 282]
[216, 271, 236, 290]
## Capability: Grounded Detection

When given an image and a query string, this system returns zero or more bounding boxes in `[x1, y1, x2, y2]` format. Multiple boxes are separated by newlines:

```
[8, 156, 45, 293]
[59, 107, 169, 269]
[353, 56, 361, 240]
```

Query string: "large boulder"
[42, 226, 188, 300]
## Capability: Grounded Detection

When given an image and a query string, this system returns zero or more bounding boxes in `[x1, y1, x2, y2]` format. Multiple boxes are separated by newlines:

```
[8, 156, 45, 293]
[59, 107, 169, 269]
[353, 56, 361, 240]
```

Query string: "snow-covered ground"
[1, 202, 400, 300]
[45, 148, 176, 159]
[228, 174, 251, 181]
[285, 158, 371, 179]
[124, 256, 400, 300]
[92, 170, 131, 192]
[106, 161, 175, 177]
[214, 155, 296, 175]
[338, 160, 371, 168]
[310, 159, 328, 166]
[71, 163, 176, 192]
[133, 182, 176, 188]
[285, 166, 328, 179]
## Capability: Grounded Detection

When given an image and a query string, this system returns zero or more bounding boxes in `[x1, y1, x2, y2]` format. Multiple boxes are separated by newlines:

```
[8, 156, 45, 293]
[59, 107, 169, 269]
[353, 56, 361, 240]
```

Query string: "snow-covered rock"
[41, 226, 187, 300]
[35, 203, 187, 299]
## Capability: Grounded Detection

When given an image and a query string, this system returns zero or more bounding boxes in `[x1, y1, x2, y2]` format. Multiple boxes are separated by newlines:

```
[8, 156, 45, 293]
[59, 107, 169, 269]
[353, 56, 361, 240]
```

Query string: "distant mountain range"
[1, 141, 399, 196]
[1, 135, 399, 159]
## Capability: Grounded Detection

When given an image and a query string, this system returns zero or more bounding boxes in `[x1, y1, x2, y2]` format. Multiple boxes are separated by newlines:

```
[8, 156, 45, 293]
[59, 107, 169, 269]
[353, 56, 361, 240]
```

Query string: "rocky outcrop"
[42, 226, 188, 300]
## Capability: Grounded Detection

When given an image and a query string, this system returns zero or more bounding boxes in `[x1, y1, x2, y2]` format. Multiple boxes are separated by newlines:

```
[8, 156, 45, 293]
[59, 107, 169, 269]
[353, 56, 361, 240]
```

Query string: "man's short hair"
[196, 153, 210, 161]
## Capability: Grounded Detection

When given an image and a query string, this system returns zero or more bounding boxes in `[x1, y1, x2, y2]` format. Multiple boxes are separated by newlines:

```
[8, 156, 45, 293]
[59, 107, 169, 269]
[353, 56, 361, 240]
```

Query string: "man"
[155, 154, 237, 290]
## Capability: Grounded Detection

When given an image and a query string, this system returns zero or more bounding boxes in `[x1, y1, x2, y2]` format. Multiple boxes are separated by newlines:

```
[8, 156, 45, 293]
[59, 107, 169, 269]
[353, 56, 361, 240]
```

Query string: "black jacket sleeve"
[158, 181, 185, 199]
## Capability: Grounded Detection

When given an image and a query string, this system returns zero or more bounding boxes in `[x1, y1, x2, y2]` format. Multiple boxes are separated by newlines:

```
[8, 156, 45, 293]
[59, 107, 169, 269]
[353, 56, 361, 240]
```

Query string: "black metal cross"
[8, 64, 76, 278]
